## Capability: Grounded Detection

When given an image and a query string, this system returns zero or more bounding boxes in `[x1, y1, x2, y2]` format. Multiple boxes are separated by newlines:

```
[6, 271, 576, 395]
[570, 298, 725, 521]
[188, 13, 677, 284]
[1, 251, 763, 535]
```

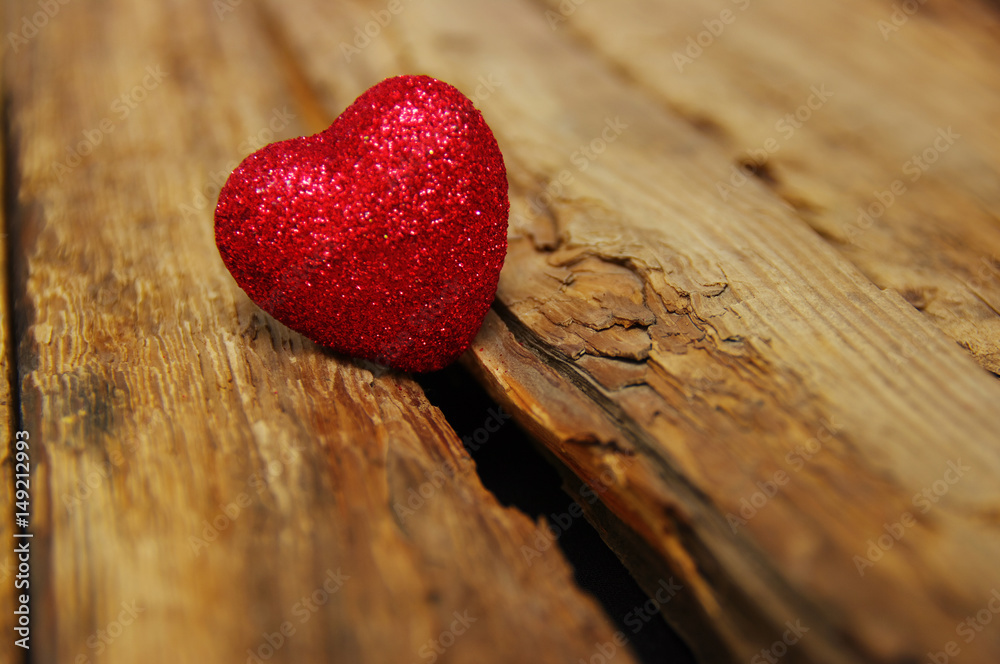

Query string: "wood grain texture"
[0, 42, 20, 664]
[1, 1, 640, 662]
[543, 0, 1000, 375]
[6, 0, 1000, 663]
[255, 0, 1000, 661]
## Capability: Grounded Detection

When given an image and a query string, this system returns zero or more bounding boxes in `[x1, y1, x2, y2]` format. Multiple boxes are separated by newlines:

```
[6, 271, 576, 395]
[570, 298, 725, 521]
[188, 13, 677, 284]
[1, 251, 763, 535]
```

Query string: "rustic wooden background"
[3, 0, 1000, 662]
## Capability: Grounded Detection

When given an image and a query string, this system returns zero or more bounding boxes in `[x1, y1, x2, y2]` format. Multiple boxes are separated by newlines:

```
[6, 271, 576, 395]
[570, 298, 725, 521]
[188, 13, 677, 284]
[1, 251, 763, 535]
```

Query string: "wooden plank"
[2, 1, 640, 662]
[0, 33, 21, 662]
[263, 0, 1000, 662]
[544, 0, 1000, 375]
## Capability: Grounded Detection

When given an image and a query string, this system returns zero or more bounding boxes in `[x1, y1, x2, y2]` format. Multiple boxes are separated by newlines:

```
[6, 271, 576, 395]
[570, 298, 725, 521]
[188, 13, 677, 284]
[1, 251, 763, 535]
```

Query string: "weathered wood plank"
[265, 0, 1000, 662]
[0, 40, 21, 663]
[545, 0, 1000, 375]
[2, 1, 640, 662]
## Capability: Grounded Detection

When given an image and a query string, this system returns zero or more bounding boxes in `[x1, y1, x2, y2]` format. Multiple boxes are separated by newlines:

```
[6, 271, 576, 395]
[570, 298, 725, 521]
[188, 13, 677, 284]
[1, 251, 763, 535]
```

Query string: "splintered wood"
[3, 0, 1000, 663]
[1, 1, 638, 663]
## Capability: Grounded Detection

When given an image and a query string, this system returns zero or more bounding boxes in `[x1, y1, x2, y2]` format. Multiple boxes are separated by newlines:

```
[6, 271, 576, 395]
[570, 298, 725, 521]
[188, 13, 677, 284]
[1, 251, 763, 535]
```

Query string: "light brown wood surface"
[268, 0, 1000, 660]
[1, 1, 644, 663]
[4, 0, 1000, 663]
[548, 0, 1000, 375]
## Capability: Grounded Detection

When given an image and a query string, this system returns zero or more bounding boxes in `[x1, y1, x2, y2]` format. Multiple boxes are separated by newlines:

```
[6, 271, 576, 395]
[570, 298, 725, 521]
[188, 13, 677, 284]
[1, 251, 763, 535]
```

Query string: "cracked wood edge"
[2, 1, 641, 662]
[269, 0, 1000, 661]
[542, 0, 1000, 376]
[0, 32, 19, 663]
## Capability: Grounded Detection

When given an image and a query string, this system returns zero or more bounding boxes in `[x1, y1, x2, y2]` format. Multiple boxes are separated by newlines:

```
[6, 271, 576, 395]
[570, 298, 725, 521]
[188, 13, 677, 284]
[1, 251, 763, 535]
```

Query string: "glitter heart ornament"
[215, 75, 509, 372]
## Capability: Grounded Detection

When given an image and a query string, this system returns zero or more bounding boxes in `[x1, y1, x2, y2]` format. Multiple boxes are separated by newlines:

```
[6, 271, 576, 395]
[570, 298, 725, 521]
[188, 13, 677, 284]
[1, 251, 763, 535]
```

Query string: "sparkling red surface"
[215, 75, 509, 372]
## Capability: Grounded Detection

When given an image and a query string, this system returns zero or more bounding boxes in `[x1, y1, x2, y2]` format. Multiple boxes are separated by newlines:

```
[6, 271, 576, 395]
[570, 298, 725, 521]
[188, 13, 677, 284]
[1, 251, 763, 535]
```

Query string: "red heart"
[215, 76, 509, 372]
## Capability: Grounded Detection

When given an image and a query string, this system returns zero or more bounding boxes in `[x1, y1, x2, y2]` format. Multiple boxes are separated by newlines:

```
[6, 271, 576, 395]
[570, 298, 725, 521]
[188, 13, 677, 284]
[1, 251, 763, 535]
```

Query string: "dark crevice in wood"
[2, 83, 31, 664]
[491, 298, 691, 487]
[486, 301, 866, 664]
[2, 88, 22, 410]
[733, 160, 825, 221]
[737, 159, 779, 187]
[414, 362, 696, 664]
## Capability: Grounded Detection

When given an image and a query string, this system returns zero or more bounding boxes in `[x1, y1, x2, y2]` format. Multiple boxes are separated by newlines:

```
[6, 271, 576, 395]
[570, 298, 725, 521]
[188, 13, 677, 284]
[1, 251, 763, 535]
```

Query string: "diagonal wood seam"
[0, 55, 28, 664]
[2, 1, 652, 662]
[528, 0, 1000, 378]
[486, 297, 861, 659]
